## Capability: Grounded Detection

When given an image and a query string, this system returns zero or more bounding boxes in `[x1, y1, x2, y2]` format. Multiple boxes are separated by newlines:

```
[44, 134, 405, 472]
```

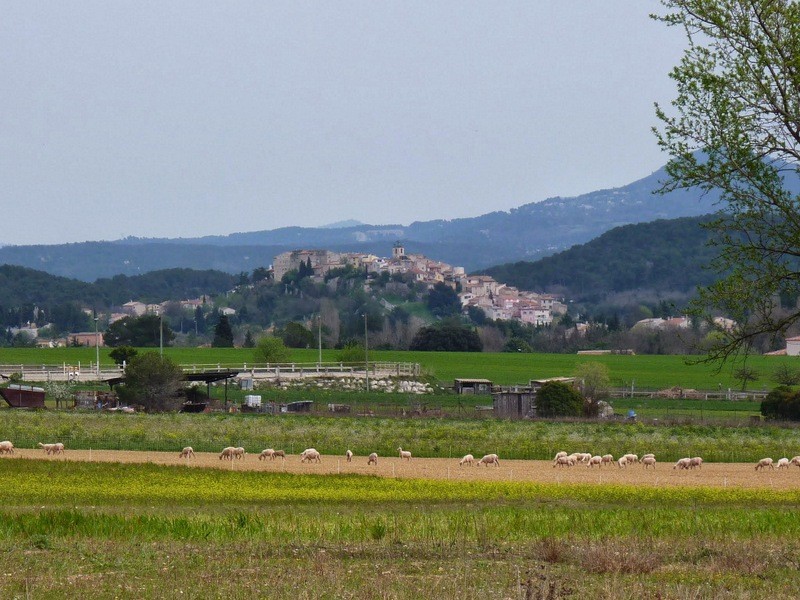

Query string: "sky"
[0, 1, 687, 246]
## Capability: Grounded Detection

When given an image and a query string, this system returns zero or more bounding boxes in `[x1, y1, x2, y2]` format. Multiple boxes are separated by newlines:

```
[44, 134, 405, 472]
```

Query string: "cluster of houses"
[274, 243, 566, 327]
[12, 296, 224, 348]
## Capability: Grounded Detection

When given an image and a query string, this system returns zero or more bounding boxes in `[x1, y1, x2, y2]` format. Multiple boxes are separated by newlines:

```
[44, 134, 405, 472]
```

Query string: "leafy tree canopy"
[254, 337, 291, 363]
[278, 321, 315, 348]
[654, 0, 800, 363]
[211, 314, 234, 348]
[103, 314, 175, 348]
[410, 319, 482, 352]
[121, 352, 185, 412]
[536, 381, 584, 418]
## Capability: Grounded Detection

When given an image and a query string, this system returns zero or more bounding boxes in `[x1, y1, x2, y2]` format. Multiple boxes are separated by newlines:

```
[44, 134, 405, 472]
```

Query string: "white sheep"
[553, 451, 568, 463]
[367, 452, 378, 465]
[791, 456, 800, 467]
[776, 457, 790, 469]
[0, 440, 15, 455]
[642, 456, 657, 469]
[178, 446, 194, 459]
[258, 449, 275, 461]
[689, 456, 703, 469]
[478, 453, 500, 467]
[345, 449, 353, 463]
[219, 446, 236, 460]
[642, 453, 655, 460]
[601, 454, 614, 465]
[587, 455, 602, 467]
[755, 457, 773, 470]
[398, 447, 412, 461]
[38, 442, 65, 455]
[271, 449, 286, 460]
[673, 457, 691, 470]
[575, 452, 592, 463]
[300, 448, 321, 463]
[623, 453, 639, 464]
[233, 447, 246, 460]
[617, 457, 628, 468]
[459, 453, 474, 466]
[554, 455, 575, 468]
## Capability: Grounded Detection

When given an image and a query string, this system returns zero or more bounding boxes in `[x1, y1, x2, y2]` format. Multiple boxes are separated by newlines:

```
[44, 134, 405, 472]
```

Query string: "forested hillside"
[483, 215, 721, 303]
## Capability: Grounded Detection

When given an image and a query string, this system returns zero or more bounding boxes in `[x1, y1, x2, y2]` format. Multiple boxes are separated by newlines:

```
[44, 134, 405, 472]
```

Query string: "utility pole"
[159, 312, 163, 357]
[94, 317, 100, 378]
[364, 313, 369, 392]
[318, 313, 323, 365]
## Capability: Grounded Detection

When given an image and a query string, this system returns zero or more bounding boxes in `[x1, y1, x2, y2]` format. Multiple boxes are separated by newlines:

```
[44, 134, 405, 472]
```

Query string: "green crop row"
[2, 459, 799, 509]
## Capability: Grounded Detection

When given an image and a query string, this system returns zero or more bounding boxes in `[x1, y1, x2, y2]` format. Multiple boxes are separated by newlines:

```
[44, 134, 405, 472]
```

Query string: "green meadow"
[0, 346, 794, 389]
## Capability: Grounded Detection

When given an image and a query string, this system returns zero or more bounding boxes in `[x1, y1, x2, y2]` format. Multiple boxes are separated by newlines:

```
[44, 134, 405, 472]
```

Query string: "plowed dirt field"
[10, 449, 800, 490]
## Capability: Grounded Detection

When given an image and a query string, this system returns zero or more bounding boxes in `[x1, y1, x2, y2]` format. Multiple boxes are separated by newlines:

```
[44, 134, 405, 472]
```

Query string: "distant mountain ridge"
[1, 163, 726, 281]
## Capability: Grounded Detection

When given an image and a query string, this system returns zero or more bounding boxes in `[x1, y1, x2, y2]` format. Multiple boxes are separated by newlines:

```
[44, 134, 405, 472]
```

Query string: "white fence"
[0, 361, 421, 383]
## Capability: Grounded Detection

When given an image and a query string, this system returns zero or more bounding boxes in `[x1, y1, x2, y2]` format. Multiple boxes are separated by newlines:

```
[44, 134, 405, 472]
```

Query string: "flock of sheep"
[176, 445, 502, 466]
[1, 440, 800, 473]
[551, 450, 800, 471]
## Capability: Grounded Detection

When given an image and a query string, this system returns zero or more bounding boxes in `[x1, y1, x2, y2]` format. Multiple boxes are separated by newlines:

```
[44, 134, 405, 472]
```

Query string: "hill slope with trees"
[483, 215, 721, 303]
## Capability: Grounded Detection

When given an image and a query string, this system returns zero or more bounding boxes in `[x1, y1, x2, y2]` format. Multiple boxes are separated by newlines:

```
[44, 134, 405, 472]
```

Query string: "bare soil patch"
[8, 448, 800, 491]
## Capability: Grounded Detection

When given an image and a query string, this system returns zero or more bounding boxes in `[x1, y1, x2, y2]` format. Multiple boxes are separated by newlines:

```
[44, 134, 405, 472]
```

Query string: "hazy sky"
[1, 1, 686, 246]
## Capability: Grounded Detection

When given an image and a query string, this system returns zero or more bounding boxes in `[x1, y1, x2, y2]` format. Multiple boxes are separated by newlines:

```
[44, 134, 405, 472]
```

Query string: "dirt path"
[8, 448, 800, 491]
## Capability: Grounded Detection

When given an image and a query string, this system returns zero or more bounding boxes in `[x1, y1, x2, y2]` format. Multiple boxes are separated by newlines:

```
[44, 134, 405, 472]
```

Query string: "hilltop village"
[273, 243, 567, 327]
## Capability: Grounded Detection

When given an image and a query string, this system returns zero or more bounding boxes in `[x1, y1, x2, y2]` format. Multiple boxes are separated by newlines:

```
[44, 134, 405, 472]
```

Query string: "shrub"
[761, 386, 800, 421]
[536, 381, 584, 418]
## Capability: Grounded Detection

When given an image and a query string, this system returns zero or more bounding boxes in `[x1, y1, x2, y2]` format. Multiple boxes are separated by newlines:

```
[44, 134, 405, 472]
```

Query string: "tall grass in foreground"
[2, 460, 800, 599]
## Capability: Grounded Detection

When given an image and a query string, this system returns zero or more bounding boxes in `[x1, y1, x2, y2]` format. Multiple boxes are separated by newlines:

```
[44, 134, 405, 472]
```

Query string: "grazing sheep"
[38, 442, 65, 455]
[777, 457, 790, 469]
[642, 453, 655, 461]
[219, 446, 236, 460]
[554, 455, 576, 468]
[601, 454, 614, 465]
[575, 452, 592, 463]
[0, 440, 15, 455]
[178, 446, 195, 459]
[553, 451, 568, 463]
[674, 457, 691, 470]
[300, 448, 322, 463]
[367, 452, 378, 465]
[271, 449, 286, 460]
[398, 447, 412, 461]
[689, 457, 704, 469]
[673, 457, 691, 470]
[755, 457, 773, 471]
[642, 456, 657, 469]
[587, 455, 603, 467]
[623, 453, 639, 464]
[617, 457, 628, 468]
[258, 449, 275, 461]
[346, 449, 353, 463]
[791, 456, 800, 467]
[478, 453, 500, 467]
[233, 447, 246, 460]
[459, 453, 474, 466]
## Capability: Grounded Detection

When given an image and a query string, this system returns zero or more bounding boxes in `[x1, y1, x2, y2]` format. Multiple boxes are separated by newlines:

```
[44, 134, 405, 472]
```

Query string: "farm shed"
[285, 400, 313, 413]
[454, 378, 493, 395]
[492, 388, 536, 419]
